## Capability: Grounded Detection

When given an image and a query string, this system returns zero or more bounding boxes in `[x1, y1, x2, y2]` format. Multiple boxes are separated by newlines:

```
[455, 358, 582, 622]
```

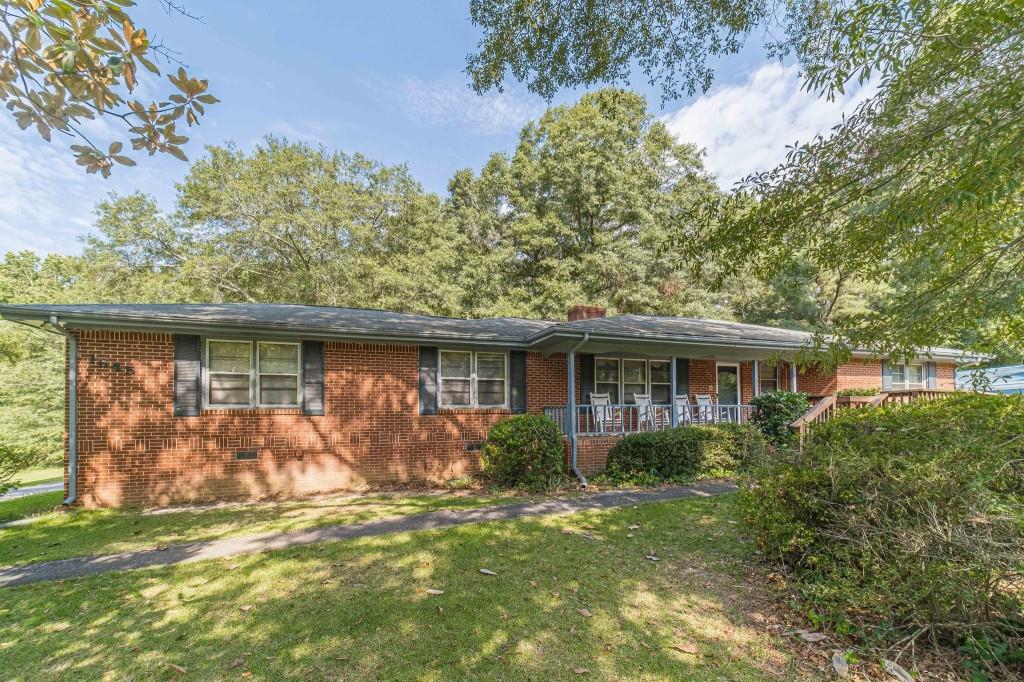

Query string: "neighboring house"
[0, 303, 973, 508]
[956, 364, 1024, 394]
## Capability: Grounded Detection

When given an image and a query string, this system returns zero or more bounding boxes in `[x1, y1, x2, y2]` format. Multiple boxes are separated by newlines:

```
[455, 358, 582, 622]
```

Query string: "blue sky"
[0, 1, 872, 255]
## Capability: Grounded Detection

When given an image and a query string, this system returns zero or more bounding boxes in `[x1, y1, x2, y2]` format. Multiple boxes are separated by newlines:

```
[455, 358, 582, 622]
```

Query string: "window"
[439, 350, 507, 408]
[888, 362, 925, 390]
[622, 359, 647, 404]
[206, 340, 300, 408]
[649, 360, 672, 404]
[257, 342, 300, 406]
[595, 358, 621, 404]
[208, 340, 252, 406]
[757, 361, 779, 394]
[593, 358, 673, 405]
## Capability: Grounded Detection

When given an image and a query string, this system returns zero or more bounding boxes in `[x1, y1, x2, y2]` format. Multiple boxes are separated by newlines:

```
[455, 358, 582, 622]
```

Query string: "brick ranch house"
[0, 303, 973, 508]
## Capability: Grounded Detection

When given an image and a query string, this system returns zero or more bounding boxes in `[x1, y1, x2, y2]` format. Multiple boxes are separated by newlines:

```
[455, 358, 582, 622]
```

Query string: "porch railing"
[544, 403, 752, 437]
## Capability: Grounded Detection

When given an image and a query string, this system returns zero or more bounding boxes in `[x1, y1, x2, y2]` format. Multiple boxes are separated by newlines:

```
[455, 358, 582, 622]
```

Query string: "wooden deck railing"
[792, 389, 958, 447]
[791, 395, 836, 448]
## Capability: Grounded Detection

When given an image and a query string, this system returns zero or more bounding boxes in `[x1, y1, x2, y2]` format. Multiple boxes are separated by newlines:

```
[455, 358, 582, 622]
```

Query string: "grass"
[0, 495, 804, 680]
[0, 492, 63, 524]
[0, 490, 538, 566]
[12, 465, 63, 487]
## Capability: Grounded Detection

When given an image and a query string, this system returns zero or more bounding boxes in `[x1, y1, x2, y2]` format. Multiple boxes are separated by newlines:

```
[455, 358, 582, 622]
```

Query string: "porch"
[544, 402, 753, 436]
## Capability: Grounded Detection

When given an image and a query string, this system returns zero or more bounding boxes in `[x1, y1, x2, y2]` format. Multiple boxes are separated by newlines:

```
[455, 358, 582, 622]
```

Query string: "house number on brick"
[87, 354, 135, 375]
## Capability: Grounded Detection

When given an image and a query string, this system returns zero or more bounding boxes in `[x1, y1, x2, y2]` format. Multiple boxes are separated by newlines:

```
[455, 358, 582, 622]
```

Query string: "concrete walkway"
[0, 482, 735, 587]
[1, 482, 62, 500]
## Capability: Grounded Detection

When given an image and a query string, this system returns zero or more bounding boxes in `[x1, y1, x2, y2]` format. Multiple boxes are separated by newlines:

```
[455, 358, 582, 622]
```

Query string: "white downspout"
[48, 316, 77, 505]
[566, 333, 590, 487]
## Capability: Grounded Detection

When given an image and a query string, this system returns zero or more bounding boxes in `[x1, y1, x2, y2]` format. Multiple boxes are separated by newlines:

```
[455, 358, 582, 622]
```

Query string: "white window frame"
[757, 361, 779, 394]
[594, 356, 622, 404]
[715, 362, 742, 405]
[256, 341, 301, 408]
[204, 339, 301, 409]
[438, 350, 509, 409]
[593, 357, 672, 405]
[648, 359, 672, 405]
[889, 362, 925, 390]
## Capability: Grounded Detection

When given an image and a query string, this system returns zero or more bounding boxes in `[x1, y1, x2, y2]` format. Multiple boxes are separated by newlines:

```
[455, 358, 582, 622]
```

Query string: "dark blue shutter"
[509, 350, 527, 413]
[675, 358, 690, 397]
[419, 347, 438, 415]
[926, 361, 937, 389]
[173, 334, 201, 417]
[579, 353, 595, 404]
[881, 360, 892, 391]
[302, 341, 325, 415]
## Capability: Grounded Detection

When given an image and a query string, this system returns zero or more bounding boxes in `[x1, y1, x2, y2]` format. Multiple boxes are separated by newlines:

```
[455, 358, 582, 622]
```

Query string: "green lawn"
[0, 490, 537, 566]
[0, 496, 805, 680]
[0, 492, 63, 524]
[12, 465, 63, 486]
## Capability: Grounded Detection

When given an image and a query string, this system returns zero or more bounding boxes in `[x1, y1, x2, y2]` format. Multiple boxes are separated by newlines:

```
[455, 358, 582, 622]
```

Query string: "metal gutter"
[47, 316, 77, 505]
[566, 333, 590, 488]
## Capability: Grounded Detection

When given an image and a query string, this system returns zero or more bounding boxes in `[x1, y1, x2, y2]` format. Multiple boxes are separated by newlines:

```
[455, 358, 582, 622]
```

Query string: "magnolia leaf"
[112, 155, 135, 166]
[831, 651, 849, 678]
[883, 660, 913, 682]
[479, 568, 497, 576]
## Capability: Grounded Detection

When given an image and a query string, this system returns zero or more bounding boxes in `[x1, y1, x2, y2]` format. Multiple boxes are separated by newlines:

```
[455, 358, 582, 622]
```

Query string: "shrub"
[603, 424, 766, 484]
[741, 393, 1024, 654]
[0, 443, 45, 496]
[481, 415, 565, 491]
[836, 387, 880, 396]
[749, 391, 809, 448]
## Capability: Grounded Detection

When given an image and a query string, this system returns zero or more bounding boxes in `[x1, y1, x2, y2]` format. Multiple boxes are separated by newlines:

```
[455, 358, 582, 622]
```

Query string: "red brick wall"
[69, 331, 568, 507]
[836, 359, 883, 392]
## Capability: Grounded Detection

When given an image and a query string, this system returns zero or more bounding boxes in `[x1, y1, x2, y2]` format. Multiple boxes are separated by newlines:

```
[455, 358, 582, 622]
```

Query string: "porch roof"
[0, 303, 980, 362]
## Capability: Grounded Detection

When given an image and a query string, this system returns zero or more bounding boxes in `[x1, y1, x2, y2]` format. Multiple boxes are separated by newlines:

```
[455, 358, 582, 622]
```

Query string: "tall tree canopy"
[448, 88, 731, 319]
[467, 0, 1024, 359]
[0, 0, 216, 175]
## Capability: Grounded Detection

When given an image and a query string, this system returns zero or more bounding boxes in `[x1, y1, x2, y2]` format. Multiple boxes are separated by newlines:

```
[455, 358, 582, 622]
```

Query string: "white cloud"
[0, 112, 174, 256]
[397, 78, 545, 135]
[662, 63, 876, 188]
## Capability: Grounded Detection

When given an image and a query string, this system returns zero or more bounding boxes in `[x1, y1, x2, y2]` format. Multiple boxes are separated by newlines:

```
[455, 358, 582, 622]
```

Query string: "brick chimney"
[568, 305, 607, 321]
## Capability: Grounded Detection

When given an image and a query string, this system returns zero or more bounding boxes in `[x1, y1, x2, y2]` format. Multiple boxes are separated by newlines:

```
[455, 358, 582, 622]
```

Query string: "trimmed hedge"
[603, 423, 766, 485]
[482, 414, 565, 491]
[740, 393, 1024, 654]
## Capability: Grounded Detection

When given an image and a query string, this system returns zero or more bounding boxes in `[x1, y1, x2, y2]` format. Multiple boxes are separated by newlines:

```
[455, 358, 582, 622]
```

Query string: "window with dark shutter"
[419, 347, 438, 415]
[302, 341, 324, 416]
[509, 350, 527, 413]
[173, 334, 202, 417]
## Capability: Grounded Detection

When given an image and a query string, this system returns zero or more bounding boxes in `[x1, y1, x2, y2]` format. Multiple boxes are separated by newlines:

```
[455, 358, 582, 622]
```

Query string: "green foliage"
[836, 388, 879, 397]
[0, 443, 45, 496]
[467, 0, 1024, 359]
[481, 415, 566, 491]
[740, 394, 1024, 652]
[602, 424, 766, 485]
[0, 1, 216, 175]
[749, 391, 809, 448]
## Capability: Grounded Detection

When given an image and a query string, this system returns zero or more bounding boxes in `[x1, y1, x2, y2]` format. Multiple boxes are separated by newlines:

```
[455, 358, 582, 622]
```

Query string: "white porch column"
[752, 360, 760, 398]
[670, 356, 678, 427]
[567, 350, 578, 466]
[790, 363, 798, 392]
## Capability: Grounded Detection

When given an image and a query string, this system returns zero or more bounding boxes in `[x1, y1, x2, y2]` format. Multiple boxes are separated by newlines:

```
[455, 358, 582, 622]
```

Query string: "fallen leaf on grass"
[669, 643, 699, 656]
[628, 524, 641, 530]
[831, 651, 849, 678]
[572, 668, 589, 675]
[645, 551, 660, 561]
[226, 564, 240, 571]
[577, 608, 592, 618]
[799, 631, 828, 643]
[529, 580, 537, 588]
[239, 605, 254, 612]
[229, 657, 245, 669]
[883, 659, 913, 682]
[425, 588, 444, 595]
[167, 663, 187, 674]
[479, 568, 497, 576]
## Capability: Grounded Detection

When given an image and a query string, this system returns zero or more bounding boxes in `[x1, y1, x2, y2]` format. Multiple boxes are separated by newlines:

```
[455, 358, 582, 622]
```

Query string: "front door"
[717, 364, 740, 405]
